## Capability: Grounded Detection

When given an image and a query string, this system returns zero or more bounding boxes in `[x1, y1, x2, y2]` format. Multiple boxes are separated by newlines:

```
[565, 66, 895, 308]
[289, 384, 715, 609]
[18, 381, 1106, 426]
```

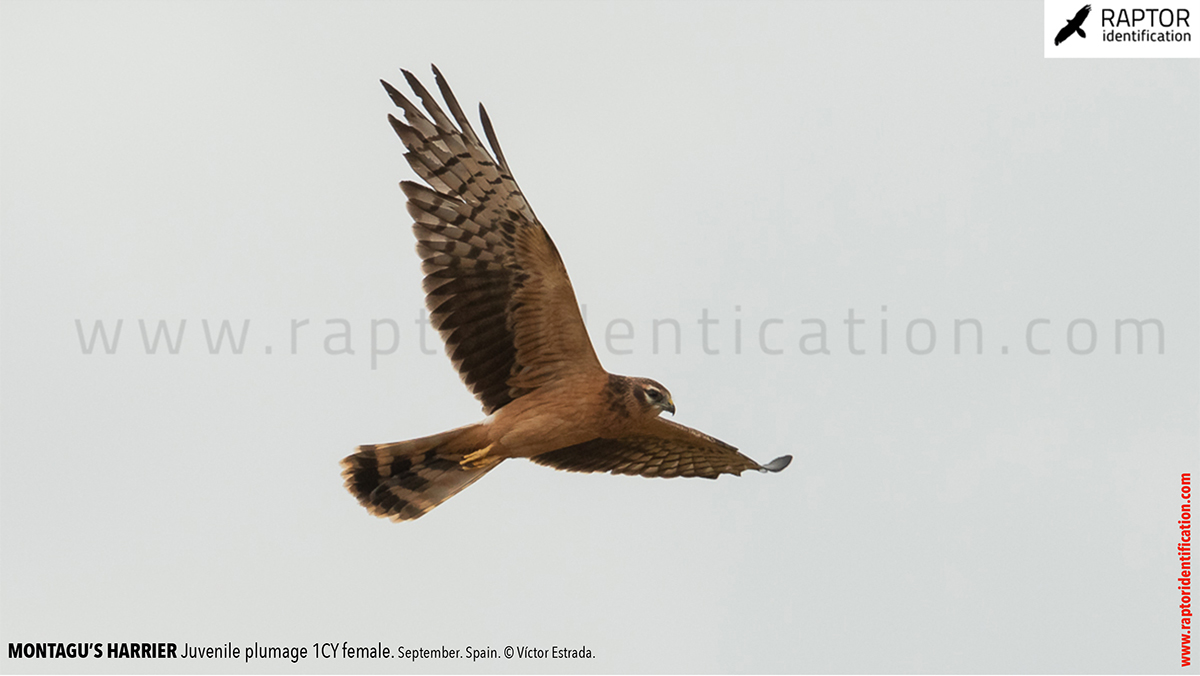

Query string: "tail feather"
[340, 427, 499, 521]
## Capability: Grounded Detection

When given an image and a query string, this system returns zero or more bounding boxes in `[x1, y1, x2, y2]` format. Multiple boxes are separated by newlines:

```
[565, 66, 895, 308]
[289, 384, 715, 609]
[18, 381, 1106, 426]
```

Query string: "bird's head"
[632, 378, 675, 417]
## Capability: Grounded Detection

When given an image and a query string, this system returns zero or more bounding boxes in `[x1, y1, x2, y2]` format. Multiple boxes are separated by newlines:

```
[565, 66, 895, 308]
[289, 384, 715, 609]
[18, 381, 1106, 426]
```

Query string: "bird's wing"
[1074, 4, 1092, 23]
[531, 417, 792, 479]
[384, 66, 603, 414]
[1054, 23, 1074, 45]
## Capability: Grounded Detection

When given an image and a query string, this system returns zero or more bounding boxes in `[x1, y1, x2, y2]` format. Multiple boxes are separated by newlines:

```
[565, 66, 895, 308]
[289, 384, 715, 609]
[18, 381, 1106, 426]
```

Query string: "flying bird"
[340, 66, 792, 521]
[1055, 4, 1091, 45]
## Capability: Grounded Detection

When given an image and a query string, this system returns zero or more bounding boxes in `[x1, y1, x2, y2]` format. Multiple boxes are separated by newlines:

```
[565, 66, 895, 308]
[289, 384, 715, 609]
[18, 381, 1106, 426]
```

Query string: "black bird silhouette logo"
[1055, 4, 1092, 45]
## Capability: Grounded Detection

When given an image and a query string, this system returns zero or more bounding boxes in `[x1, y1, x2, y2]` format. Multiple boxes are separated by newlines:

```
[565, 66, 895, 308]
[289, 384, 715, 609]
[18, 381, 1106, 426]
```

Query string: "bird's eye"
[645, 388, 661, 401]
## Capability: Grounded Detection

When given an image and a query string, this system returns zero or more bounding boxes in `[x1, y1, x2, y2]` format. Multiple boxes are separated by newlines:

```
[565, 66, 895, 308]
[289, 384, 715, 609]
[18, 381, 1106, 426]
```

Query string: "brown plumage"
[341, 66, 791, 521]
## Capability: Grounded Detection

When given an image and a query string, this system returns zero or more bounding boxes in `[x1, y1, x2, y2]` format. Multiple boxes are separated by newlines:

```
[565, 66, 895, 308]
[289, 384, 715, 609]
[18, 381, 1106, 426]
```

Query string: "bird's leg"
[460, 444, 495, 469]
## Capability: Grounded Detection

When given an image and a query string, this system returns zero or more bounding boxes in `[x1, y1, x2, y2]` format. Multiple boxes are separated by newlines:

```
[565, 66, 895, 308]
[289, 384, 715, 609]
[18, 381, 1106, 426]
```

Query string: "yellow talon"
[460, 444, 494, 469]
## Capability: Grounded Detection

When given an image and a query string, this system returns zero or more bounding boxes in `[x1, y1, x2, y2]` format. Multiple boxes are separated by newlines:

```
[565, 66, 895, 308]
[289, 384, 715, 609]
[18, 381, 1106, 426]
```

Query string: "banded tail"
[340, 426, 499, 521]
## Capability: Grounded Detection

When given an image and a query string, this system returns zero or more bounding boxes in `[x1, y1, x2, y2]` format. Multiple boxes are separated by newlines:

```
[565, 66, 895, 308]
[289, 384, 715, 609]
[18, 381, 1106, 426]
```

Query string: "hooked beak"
[662, 397, 676, 416]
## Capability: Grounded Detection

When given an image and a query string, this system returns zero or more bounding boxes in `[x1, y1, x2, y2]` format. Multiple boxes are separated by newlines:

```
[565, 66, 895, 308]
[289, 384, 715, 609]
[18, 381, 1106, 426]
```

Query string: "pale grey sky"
[2, 1, 1197, 673]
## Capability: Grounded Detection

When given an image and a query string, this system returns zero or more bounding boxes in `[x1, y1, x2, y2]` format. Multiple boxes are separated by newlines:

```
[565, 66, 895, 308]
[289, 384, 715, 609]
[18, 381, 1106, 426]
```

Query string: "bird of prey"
[1054, 4, 1091, 45]
[341, 66, 792, 522]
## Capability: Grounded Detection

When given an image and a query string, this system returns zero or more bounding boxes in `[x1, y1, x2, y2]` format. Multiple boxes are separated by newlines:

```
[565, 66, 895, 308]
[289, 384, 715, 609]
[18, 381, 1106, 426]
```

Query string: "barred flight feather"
[384, 67, 598, 414]
[532, 418, 792, 479]
[340, 428, 497, 522]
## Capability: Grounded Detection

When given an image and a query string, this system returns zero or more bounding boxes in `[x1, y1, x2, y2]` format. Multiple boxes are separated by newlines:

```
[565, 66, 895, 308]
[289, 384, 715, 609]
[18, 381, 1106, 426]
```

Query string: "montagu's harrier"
[341, 66, 792, 521]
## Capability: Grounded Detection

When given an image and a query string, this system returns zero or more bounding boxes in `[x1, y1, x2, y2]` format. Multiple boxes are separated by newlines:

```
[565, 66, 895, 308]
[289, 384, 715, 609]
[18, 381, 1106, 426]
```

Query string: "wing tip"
[400, 68, 429, 100]
[759, 455, 793, 473]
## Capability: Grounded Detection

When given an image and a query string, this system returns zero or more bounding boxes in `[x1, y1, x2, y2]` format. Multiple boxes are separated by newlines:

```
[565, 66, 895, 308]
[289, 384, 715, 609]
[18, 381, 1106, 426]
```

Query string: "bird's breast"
[487, 375, 624, 457]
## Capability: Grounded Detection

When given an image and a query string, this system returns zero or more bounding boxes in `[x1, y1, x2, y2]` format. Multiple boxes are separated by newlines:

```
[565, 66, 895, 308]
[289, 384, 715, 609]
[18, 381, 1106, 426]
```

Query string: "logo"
[1055, 4, 1093, 44]
[1044, 0, 1199, 57]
